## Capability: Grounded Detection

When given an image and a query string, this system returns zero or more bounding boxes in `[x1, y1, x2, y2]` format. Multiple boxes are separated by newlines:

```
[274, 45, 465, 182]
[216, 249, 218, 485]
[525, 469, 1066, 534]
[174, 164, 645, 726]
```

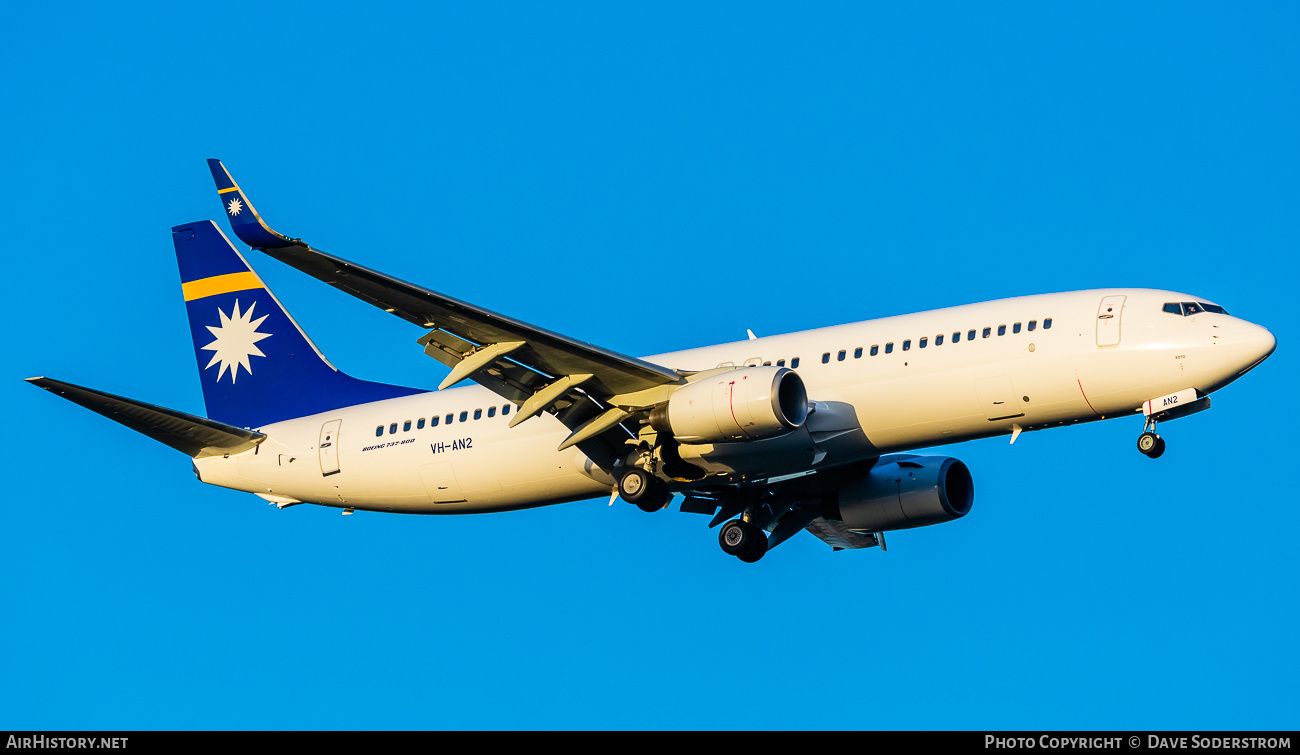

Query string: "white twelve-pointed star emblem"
[227, 197, 244, 216]
[202, 299, 271, 384]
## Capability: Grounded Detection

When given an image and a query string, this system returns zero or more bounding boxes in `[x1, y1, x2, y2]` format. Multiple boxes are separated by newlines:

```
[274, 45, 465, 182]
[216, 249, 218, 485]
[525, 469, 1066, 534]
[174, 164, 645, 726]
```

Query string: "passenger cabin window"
[1044, 318, 1053, 329]
[953, 332, 961, 343]
[1028, 321, 1037, 331]
[885, 342, 894, 354]
[837, 350, 846, 362]
[982, 327, 991, 338]
[417, 418, 426, 429]
[474, 409, 482, 420]
[936, 334, 944, 346]
[446, 413, 454, 424]
[389, 423, 398, 434]
[854, 347, 863, 358]
[431, 415, 440, 427]
[776, 359, 786, 367]
[902, 340, 911, 351]
[968, 329, 976, 341]
[791, 357, 801, 368]
[488, 406, 496, 418]
[870, 345, 879, 356]
[459, 411, 468, 422]
[502, 405, 511, 416]
[403, 420, 412, 432]
[822, 352, 831, 364]
[375, 426, 383, 437]
[920, 337, 928, 348]
[998, 325, 1006, 336]
[1013, 322, 1022, 333]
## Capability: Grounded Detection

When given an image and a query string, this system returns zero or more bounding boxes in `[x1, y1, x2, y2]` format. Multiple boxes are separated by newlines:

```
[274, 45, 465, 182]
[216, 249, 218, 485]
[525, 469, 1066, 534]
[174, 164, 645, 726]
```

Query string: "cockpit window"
[1163, 301, 1229, 317]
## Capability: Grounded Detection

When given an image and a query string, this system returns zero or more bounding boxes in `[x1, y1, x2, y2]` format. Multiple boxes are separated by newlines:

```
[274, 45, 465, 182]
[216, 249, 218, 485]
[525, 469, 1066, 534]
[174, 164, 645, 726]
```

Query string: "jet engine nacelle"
[829, 455, 974, 532]
[649, 366, 809, 444]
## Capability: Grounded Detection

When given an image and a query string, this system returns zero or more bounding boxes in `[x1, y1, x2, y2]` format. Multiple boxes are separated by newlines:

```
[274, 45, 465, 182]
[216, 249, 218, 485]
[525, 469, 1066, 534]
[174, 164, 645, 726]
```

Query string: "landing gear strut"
[618, 468, 671, 512]
[719, 519, 768, 563]
[1137, 419, 1166, 459]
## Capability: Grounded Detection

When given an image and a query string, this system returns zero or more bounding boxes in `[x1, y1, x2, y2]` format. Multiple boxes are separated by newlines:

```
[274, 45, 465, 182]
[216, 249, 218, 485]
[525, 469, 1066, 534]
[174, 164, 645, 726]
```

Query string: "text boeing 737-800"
[26, 160, 1276, 562]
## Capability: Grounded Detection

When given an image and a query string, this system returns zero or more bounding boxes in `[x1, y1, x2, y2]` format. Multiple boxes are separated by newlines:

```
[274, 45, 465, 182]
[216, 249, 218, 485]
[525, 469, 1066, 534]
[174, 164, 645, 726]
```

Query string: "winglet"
[206, 159, 300, 249]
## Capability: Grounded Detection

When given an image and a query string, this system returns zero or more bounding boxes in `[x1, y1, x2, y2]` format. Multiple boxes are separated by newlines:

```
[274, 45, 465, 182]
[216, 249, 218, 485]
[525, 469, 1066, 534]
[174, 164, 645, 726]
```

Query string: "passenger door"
[319, 419, 342, 476]
[1096, 295, 1126, 348]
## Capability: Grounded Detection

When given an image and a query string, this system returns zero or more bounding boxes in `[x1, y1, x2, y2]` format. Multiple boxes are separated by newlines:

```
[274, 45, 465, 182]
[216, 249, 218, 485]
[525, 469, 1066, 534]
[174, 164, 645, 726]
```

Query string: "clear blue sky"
[3, 3, 1296, 730]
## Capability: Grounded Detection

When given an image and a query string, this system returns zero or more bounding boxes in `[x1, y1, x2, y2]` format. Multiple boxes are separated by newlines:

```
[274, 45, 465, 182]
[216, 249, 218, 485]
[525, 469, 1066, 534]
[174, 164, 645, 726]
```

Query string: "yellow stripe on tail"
[182, 271, 263, 302]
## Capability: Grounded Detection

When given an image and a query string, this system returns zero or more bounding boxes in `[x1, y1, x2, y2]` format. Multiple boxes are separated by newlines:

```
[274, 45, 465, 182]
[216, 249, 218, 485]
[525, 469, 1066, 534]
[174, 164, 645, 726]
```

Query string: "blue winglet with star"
[206, 159, 299, 249]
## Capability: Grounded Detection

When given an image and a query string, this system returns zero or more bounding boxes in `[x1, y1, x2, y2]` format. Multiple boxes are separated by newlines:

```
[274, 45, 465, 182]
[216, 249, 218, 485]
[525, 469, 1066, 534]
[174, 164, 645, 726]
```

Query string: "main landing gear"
[1137, 418, 1166, 459]
[618, 468, 672, 513]
[719, 519, 768, 563]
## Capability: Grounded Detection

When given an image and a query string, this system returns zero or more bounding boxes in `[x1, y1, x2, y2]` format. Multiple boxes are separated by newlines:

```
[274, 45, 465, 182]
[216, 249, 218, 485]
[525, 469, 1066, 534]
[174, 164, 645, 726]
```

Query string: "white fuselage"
[194, 289, 1275, 514]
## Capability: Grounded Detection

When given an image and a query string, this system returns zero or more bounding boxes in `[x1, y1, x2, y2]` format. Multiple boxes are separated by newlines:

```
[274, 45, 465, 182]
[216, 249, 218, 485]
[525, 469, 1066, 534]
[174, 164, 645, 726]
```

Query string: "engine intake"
[649, 366, 808, 444]
[829, 455, 974, 532]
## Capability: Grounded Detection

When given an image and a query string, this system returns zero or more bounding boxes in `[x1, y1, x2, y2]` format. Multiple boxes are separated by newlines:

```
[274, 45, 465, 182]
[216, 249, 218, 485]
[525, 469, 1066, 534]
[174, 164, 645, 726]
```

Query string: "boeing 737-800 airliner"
[27, 160, 1277, 562]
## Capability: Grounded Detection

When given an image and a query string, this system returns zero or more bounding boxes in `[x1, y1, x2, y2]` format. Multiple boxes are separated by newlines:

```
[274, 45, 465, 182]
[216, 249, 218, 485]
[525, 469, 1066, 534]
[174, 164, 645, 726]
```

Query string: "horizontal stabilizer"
[25, 377, 266, 458]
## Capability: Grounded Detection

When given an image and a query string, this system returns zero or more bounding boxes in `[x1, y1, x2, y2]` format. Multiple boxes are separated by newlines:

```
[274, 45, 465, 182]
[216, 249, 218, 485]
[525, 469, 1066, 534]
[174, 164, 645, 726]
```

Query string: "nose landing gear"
[1137, 417, 1166, 459]
[1137, 431, 1166, 458]
[1136, 389, 1213, 459]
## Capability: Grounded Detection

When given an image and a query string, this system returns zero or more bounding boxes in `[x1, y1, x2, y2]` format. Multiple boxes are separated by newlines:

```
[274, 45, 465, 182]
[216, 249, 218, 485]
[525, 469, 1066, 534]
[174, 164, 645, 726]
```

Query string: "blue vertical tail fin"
[173, 221, 425, 428]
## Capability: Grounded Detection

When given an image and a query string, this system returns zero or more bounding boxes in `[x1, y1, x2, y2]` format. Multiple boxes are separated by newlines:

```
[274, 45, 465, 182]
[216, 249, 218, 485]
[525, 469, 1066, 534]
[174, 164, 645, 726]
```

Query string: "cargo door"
[420, 462, 467, 504]
[1097, 295, 1126, 348]
[974, 376, 1024, 421]
[319, 419, 342, 476]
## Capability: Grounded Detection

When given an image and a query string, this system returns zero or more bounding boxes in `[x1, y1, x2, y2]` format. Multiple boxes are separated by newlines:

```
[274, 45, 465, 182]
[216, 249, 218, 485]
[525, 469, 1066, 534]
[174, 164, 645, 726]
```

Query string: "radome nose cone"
[1241, 322, 1276, 367]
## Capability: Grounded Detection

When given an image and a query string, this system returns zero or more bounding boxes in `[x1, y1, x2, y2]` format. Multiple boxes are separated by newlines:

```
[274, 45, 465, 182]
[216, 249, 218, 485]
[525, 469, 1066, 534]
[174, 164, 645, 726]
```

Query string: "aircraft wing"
[207, 159, 681, 454]
[258, 240, 678, 398]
